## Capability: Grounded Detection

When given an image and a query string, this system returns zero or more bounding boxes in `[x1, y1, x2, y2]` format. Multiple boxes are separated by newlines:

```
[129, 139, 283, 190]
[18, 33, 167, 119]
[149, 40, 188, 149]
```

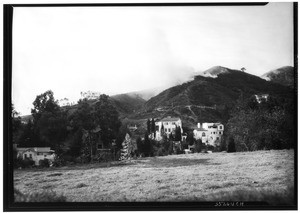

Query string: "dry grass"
[14, 149, 294, 203]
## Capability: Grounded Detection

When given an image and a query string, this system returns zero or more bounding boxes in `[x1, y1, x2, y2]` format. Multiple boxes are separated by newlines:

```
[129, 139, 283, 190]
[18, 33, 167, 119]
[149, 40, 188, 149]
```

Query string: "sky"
[12, 3, 294, 115]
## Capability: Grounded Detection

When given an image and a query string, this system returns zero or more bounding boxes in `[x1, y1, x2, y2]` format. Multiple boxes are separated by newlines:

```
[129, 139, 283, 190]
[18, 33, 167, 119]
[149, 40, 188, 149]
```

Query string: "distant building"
[154, 117, 183, 140]
[193, 122, 224, 147]
[14, 144, 55, 166]
[255, 94, 269, 103]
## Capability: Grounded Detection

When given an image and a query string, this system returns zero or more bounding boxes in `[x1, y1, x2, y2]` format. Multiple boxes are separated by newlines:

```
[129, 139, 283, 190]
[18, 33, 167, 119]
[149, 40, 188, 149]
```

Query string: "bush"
[156, 147, 166, 156]
[39, 159, 50, 168]
[51, 155, 65, 167]
[227, 137, 236, 153]
[14, 188, 67, 202]
[15, 158, 35, 168]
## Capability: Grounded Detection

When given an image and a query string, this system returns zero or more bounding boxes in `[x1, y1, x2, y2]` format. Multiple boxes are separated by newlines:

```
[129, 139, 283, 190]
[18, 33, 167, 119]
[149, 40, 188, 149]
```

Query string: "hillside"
[261, 66, 294, 88]
[129, 66, 294, 128]
[20, 93, 146, 122]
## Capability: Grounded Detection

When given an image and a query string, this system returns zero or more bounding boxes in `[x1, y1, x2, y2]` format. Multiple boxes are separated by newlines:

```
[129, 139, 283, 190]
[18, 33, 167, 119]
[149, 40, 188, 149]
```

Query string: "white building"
[255, 94, 269, 103]
[14, 144, 55, 166]
[193, 122, 224, 147]
[154, 117, 183, 141]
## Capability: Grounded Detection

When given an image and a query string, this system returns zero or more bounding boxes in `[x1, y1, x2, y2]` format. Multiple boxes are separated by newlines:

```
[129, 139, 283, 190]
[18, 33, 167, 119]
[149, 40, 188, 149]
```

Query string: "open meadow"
[14, 149, 295, 204]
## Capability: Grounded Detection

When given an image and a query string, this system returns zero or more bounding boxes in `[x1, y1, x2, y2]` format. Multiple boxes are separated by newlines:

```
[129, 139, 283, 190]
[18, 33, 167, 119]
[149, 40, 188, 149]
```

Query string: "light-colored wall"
[21, 150, 55, 165]
[194, 123, 224, 147]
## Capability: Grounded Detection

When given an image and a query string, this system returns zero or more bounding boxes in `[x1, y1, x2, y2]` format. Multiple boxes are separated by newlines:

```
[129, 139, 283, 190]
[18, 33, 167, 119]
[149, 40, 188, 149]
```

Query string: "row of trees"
[13, 90, 122, 163]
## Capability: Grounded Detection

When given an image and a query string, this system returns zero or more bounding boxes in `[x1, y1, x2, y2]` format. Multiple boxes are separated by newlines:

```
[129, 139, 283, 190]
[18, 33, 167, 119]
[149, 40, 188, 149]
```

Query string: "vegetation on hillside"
[226, 95, 294, 151]
[261, 66, 294, 88]
[134, 66, 293, 127]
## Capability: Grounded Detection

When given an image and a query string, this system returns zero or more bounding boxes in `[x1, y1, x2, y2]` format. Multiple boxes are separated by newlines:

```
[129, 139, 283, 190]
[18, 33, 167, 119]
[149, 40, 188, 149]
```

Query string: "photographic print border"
[3, 2, 298, 211]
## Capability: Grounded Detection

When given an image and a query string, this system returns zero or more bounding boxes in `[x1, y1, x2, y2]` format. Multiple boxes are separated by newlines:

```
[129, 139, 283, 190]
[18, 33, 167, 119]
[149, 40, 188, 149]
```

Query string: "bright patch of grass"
[14, 188, 66, 202]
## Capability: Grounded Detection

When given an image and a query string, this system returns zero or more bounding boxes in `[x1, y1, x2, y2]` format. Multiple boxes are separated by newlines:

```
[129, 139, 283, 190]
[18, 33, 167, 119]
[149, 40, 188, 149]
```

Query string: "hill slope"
[261, 66, 294, 88]
[130, 66, 294, 128]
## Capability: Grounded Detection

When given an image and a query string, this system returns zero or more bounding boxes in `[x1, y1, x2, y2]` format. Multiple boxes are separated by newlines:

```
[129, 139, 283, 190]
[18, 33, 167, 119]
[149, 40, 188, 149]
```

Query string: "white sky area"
[12, 3, 294, 115]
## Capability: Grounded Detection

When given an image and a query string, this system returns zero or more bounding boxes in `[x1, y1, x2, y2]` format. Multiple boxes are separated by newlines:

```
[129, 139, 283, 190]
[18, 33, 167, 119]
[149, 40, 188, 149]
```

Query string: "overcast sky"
[12, 3, 294, 115]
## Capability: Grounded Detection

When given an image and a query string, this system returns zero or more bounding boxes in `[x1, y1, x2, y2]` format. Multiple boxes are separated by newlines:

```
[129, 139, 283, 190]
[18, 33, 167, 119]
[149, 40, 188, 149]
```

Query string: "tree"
[136, 136, 143, 156]
[144, 132, 152, 157]
[186, 131, 194, 146]
[174, 126, 182, 141]
[12, 104, 22, 144]
[147, 119, 151, 134]
[93, 94, 121, 148]
[18, 120, 40, 147]
[151, 118, 156, 135]
[31, 90, 60, 122]
[31, 90, 68, 149]
[160, 123, 165, 136]
[227, 137, 236, 152]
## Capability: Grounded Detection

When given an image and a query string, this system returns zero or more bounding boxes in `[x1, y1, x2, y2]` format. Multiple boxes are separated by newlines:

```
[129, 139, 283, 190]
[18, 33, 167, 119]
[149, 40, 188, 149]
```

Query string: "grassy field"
[14, 149, 295, 204]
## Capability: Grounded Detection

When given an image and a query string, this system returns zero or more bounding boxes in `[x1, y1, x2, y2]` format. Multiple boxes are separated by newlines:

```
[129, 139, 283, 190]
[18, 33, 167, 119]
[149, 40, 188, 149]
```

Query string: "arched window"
[202, 132, 206, 137]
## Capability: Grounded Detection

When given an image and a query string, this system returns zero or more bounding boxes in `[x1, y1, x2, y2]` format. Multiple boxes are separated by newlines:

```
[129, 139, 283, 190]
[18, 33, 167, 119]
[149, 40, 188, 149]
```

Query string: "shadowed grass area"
[200, 186, 294, 206]
[14, 149, 294, 203]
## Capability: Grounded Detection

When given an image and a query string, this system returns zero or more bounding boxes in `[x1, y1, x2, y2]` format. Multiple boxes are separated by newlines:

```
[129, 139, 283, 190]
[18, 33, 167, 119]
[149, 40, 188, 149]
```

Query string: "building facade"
[193, 122, 224, 147]
[154, 117, 183, 141]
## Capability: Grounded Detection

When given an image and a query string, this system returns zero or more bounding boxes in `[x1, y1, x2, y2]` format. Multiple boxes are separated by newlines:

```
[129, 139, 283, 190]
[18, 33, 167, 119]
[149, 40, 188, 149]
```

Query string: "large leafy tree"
[94, 94, 121, 148]
[31, 90, 68, 149]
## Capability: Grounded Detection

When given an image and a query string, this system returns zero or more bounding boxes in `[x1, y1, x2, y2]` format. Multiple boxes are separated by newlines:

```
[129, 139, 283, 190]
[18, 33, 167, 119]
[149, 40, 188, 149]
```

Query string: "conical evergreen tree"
[119, 133, 132, 161]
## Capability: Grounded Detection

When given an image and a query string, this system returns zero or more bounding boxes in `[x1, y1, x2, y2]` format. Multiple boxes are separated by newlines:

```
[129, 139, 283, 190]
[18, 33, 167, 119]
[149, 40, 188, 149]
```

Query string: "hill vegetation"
[261, 66, 294, 88]
[130, 66, 294, 128]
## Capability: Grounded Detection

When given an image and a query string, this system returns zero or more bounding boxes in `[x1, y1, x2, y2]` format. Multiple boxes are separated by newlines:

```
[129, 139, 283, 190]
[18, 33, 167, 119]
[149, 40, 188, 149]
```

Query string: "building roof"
[160, 117, 181, 122]
[16, 147, 53, 153]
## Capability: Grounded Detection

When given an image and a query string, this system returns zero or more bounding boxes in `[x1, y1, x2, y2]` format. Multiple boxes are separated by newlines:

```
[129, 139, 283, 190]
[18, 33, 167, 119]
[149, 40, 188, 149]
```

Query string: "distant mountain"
[124, 87, 166, 101]
[110, 93, 146, 116]
[261, 66, 294, 88]
[129, 66, 294, 128]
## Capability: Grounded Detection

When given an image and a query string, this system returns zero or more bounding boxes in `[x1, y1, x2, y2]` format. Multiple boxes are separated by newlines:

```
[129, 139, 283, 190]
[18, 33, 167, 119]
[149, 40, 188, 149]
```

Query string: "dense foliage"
[226, 96, 294, 151]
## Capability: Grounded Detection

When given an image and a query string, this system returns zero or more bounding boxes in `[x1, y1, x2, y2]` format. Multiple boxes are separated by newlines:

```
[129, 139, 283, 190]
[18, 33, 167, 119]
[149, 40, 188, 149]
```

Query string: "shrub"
[156, 147, 166, 156]
[18, 158, 35, 168]
[51, 155, 65, 167]
[195, 139, 202, 153]
[39, 159, 50, 168]
[227, 137, 236, 153]
[14, 188, 67, 202]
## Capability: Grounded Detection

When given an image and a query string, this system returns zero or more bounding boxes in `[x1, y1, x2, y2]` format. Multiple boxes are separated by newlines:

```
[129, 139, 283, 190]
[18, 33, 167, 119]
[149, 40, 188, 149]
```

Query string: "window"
[216, 137, 219, 140]
[202, 132, 206, 137]
[166, 122, 168, 125]
[165, 128, 167, 132]
[29, 154, 32, 158]
[219, 126, 223, 130]
[168, 128, 171, 132]
[24, 154, 27, 158]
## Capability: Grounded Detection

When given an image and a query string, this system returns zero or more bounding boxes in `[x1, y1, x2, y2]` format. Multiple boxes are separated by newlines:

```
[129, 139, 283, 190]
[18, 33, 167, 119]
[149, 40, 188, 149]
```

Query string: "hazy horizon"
[12, 3, 294, 115]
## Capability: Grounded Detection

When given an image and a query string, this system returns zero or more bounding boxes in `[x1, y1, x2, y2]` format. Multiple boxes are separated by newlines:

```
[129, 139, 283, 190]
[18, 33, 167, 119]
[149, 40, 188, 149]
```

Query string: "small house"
[14, 144, 55, 166]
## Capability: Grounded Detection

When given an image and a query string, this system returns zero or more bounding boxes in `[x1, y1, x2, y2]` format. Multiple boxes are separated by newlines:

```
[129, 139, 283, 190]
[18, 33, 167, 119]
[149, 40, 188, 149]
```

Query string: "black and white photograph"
[4, 2, 297, 210]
